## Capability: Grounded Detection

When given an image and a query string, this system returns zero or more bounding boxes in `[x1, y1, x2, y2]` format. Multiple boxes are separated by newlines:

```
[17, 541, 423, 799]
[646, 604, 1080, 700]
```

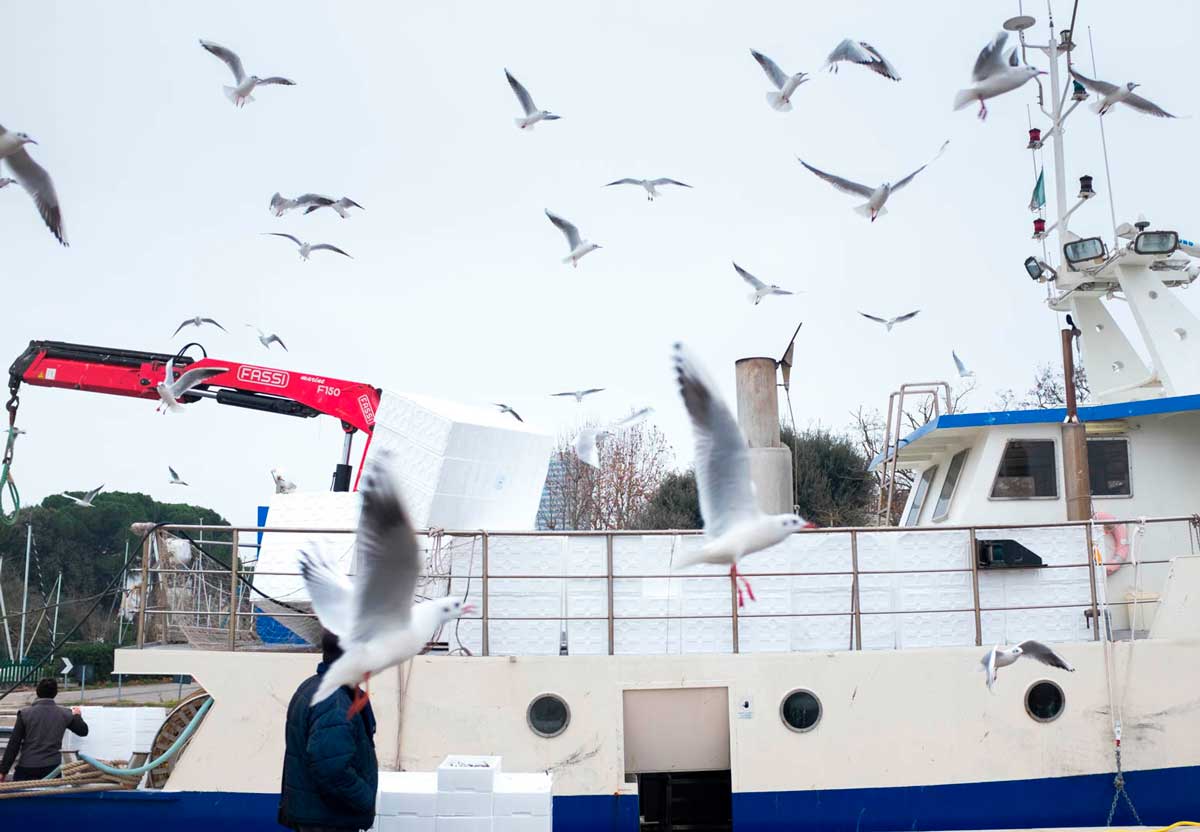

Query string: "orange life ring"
[1094, 511, 1130, 575]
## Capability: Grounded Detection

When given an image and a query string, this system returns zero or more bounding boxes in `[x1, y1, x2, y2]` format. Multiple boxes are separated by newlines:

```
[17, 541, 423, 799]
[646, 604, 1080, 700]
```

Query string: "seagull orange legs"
[730, 564, 756, 608]
[346, 673, 371, 718]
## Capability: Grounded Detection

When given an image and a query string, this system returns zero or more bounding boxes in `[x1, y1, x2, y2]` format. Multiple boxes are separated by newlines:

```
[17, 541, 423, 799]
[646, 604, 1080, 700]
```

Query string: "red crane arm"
[8, 341, 380, 434]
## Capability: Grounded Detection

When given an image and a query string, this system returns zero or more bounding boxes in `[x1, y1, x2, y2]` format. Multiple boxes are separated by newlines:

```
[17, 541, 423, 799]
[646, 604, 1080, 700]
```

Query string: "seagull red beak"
[802, 522, 818, 529]
[462, 604, 478, 615]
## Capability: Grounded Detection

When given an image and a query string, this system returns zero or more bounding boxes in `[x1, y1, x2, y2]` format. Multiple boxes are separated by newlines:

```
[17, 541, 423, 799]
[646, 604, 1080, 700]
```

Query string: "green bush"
[59, 641, 116, 680]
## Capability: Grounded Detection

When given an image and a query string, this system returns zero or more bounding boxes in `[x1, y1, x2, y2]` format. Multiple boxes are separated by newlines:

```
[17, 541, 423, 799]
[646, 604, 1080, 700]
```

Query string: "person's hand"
[71, 707, 81, 716]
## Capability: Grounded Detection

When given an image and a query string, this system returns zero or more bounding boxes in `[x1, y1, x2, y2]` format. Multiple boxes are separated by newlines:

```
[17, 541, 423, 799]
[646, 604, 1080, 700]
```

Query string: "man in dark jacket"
[0, 677, 89, 782]
[279, 630, 378, 832]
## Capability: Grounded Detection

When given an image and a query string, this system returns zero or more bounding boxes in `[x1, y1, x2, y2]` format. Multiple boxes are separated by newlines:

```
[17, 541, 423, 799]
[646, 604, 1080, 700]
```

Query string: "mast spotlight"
[1033, 218, 1047, 238]
[1063, 237, 1107, 265]
[1024, 256, 1057, 282]
[1078, 175, 1095, 199]
[1058, 29, 1075, 51]
[1027, 128, 1043, 150]
[1134, 231, 1179, 256]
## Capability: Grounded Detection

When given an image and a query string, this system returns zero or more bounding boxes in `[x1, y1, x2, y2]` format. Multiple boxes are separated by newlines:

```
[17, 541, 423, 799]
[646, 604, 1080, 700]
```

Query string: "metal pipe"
[968, 528, 982, 646]
[227, 530, 239, 651]
[606, 534, 615, 656]
[1061, 326, 1092, 522]
[1086, 523, 1100, 641]
[0, 557, 14, 661]
[17, 524, 31, 662]
[481, 532, 489, 657]
[850, 531, 862, 651]
[49, 572, 62, 657]
[730, 574, 740, 654]
[137, 534, 151, 648]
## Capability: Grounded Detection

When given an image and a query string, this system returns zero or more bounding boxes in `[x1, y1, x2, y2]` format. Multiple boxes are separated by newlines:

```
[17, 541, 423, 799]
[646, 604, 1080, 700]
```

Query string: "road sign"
[60, 656, 73, 676]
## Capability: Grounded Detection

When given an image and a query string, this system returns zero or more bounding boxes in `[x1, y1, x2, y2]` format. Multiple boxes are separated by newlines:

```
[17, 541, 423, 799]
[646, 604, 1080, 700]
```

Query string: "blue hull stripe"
[2, 765, 1196, 832]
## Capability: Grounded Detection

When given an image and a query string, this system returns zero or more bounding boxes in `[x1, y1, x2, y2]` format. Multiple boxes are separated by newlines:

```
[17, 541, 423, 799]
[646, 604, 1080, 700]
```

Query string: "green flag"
[1029, 169, 1045, 212]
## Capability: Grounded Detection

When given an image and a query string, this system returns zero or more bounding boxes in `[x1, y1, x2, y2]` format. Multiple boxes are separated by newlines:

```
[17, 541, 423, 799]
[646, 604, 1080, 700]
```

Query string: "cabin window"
[527, 693, 570, 738]
[932, 449, 969, 522]
[903, 465, 938, 526]
[990, 440, 1057, 499]
[780, 689, 821, 733]
[1025, 680, 1065, 722]
[1087, 438, 1131, 497]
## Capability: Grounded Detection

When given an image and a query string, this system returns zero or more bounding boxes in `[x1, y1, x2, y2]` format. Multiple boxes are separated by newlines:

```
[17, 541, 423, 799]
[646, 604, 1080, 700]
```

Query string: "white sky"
[3, 1, 1197, 528]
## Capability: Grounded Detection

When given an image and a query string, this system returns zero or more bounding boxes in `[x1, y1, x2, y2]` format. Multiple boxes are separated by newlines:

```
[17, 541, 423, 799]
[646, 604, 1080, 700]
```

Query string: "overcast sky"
[3, 1, 1197, 528]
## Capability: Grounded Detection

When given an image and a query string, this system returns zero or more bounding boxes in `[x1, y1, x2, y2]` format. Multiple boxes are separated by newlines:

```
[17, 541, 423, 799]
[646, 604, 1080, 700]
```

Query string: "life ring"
[1094, 511, 1130, 575]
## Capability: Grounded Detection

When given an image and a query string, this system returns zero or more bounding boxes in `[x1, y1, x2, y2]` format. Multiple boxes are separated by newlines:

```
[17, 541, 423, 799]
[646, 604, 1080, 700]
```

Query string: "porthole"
[1025, 680, 1065, 723]
[779, 689, 821, 733]
[527, 693, 570, 738]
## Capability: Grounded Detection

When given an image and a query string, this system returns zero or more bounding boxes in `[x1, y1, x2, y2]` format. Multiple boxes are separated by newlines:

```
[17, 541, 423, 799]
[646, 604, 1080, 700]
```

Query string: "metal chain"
[1105, 744, 1142, 827]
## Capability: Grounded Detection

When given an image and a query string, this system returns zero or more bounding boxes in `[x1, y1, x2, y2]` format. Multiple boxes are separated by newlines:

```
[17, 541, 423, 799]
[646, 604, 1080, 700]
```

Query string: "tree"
[780, 426, 873, 527]
[994, 362, 1090, 410]
[539, 418, 673, 530]
[631, 471, 702, 530]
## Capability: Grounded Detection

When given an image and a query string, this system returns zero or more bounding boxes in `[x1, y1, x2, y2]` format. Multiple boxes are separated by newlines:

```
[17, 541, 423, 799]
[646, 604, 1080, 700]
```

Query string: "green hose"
[79, 697, 213, 778]
[40, 764, 62, 780]
[0, 427, 19, 524]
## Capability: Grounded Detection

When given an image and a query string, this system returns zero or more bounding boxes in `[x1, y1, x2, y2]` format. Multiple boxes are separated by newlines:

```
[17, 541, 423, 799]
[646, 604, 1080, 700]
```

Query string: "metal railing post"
[227, 530, 239, 652]
[850, 531, 862, 650]
[730, 573, 740, 654]
[481, 532, 490, 657]
[1085, 523, 1100, 641]
[606, 534, 615, 656]
[968, 528, 982, 646]
[136, 533, 152, 648]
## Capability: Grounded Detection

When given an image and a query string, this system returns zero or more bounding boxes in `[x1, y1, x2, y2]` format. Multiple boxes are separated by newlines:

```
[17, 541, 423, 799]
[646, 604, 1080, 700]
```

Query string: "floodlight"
[1063, 237, 1106, 264]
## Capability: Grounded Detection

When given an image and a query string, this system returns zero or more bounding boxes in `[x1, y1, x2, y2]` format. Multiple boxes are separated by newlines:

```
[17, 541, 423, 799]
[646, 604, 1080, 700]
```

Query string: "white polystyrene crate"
[436, 790, 492, 817]
[131, 707, 167, 754]
[377, 817, 436, 832]
[492, 816, 551, 832]
[436, 755, 502, 793]
[377, 772, 438, 818]
[435, 818, 491, 832]
[493, 773, 552, 817]
[61, 707, 135, 759]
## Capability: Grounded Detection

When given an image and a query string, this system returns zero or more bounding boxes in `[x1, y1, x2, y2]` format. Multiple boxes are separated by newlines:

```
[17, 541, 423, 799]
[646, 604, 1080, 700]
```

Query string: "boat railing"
[129, 514, 1198, 656]
[875, 380, 955, 525]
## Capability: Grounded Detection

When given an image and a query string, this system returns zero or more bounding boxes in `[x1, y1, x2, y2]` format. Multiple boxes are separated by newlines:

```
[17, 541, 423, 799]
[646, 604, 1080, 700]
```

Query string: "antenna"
[1087, 26, 1120, 249]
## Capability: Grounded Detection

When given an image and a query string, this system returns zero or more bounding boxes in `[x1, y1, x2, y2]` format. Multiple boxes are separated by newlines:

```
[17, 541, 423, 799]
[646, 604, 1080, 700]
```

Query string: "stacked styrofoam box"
[375, 772, 438, 832]
[435, 755, 502, 831]
[492, 773, 552, 832]
[60, 706, 166, 761]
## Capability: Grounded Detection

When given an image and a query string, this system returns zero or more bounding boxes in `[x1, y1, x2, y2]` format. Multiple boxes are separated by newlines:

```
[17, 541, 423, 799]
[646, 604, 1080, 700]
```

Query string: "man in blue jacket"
[279, 630, 378, 832]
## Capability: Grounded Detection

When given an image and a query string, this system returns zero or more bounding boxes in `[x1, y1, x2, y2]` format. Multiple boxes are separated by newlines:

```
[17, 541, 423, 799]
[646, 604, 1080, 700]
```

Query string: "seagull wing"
[550, 391, 577, 398]
[545, 210, 582, 250]
[983, 647, 999, 691]
[509, 409, 523, 422]
[769, 286, 794, 296]
[733, 262, 766, 291]
[265, 232, 304, 247]
[825, 38, 875, 67]
[256, 77, 296, 87]
[505, 69, 537, 115]
[796, 159, 875, 198]
[750, 50, 789, 90]
[605, 178, 642, 187]
[859, 42, 901, 81]
[309, 243, 352, 258]
[1017, 640, 1075, 672]
[972, 32, 1010, 82]
[1069, 70, 1119, 98]
[298, 548, 355, 638]
[168, 366, 228, 398]
[573, 430, 600, 468]
[609, 406, 653, 431]
[892, 140, 949, 192]
[673, 343, 759, 537]
[649, 178, 692, 188]
[266, 334, 288, 351]
[350, 454, 421, 637]
[579, 387, 606, 397]
[84, 484, 104, 503]
[892, 310, 921, 325]
[5, 148, 66, 246]
[953, 351, 968, 376]
[295, 194, 335, 207]
[199, 40, 246, 83]
[172, 320, 193, 337]
[169, 465, 181, 481]
[859, 312, 889, 325]
[1121, 91, 1176, 118]
[200, 318, 227, 332]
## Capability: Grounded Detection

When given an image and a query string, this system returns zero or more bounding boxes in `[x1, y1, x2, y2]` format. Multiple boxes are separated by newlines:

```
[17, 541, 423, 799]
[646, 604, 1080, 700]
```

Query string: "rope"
[0, 428, 19, 525]
[80, 696, 212, 777]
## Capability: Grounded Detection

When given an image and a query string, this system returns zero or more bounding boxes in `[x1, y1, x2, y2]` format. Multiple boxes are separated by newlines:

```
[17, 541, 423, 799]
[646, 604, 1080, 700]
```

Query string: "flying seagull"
[797, 140, 948, 221]
[604, 178, 692, 202]
[270, 193, 347, 217]
[572, 407, 653, 468]
[551, 388, 605, 403]
[750, 50, 808, 111]
[304, 197, 364, 218]
[733, 262, 795, 305]
[263, 233, 352, 261]
[671, 343, 813, 607]
[173, 317, 227, 337]
[300, 451, 474, 715]
[246, 324, 287, 351]
[859, 310, 920, 332]
[60, 485, 104, 508]
[199, 39, 295, 107]
[0, 124, 66, 245]
[1069, 70, 1176, 118]
[168, 466, 188, 486]
[156, 356, 228, 413]
[824, 39, 900, 81]
[981, 641, 1074, 693]
[952, 350, 975, 378]
[953, 31, 1044, 120]
[493, 403, 523, 422]
[271, 467, 297, 494]
[545, 210, 601, 267]
[506, 69, 560, 130]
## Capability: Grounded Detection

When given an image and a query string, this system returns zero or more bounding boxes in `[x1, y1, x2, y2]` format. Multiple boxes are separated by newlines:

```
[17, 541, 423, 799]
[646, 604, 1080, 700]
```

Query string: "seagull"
[545, 210, 601, 267]
[506, 70, 560, 130]
[304, 197, 364, 218]
[953, 350, 975, 378]
[173, 317, 227, 337]
[750, 50, 808, 111]
[155, 356, 229, 413]
[1069, 70, 1176, 118]
[60, 485, 103, 508]
[796, 140, 948, 222]
[246, 324, 287, 351]
[199, 40, 295, 107]
[981, 641, 1074, 693]
[168, 466, 188, 486]
[551, 388, 605, 403]
[604, 178, 692, 202]
[859, 310, 920, 332]
[824, 39, 900, 81]
[671, 343, 813, 607]
[263, 233, 352, 261]
[0, 177, 14, 189]
[493, 403, 523, 422]
[300, 452, 475, 716]
[271, 468, 297, 494]
[953, 32, 1045, 120]
[734, 262, 795, 306]
[0, 124, 67, 246]
[270, 193, 344, 217]
[572, 407, 653, 468]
